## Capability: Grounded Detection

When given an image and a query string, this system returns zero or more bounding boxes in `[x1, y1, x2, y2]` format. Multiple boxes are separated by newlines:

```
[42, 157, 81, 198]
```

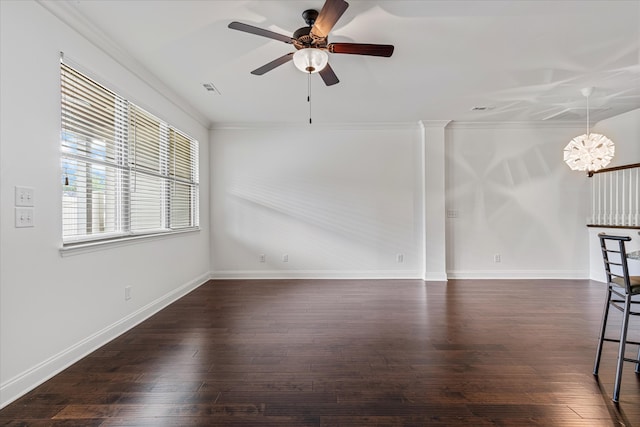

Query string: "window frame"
[60, 61, 200, 251]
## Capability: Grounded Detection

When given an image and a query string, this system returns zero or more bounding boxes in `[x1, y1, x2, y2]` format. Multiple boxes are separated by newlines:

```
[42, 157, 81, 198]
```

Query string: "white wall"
[210, 122, 610, 281]
[445, 123, 591, 278]
[0, 1, 210, 408]
[210, 124, 424, 279]
[589, 108, 640, 281]
[592, 108, 640, 168]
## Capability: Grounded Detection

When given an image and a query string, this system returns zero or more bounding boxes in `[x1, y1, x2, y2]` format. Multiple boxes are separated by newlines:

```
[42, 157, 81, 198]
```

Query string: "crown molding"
[446, 121, 586, 130]
[36, 0, 211, 130]
[419, 120, 452, 129]
[210, 121, 423, 131]
[211, 120, 588, 132]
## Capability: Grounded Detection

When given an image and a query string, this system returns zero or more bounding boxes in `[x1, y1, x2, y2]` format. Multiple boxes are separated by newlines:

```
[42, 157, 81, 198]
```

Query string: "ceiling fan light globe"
[293, 48, 328, 74]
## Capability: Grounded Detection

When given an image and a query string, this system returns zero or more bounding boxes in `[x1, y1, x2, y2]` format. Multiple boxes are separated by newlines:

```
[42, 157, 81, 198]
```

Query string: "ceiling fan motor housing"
[293, 10, 327, 50]
[293, 27, 327, 49]
[293, 26, 313, 45]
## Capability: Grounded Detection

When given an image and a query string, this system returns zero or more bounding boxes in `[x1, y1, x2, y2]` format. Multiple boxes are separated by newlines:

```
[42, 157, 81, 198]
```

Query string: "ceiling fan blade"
[228, 21, 294, 44]
[250, 52, 294, 75]
[319, 63, 339, 86]
[329, 43, 394, 57]
[311, 0, 349, 39]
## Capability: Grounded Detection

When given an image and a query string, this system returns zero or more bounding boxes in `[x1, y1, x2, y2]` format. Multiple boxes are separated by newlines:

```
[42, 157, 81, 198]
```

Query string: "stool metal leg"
[594, 285, 612, 376]
[612, 295, 632, 403]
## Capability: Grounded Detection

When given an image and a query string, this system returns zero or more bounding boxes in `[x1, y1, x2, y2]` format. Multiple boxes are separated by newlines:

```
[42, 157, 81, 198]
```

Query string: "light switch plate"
[15, 186, 34, 207]
[15, 207, 34, 228]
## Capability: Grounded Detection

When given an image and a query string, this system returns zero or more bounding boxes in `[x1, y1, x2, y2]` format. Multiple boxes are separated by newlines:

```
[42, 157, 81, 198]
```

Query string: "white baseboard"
[446, 269, 590, 280]
[423, 272, 448, 282]
[0, 272, 210, 409]
[211, 269, 588, 281]
[210, 269, 423, 280]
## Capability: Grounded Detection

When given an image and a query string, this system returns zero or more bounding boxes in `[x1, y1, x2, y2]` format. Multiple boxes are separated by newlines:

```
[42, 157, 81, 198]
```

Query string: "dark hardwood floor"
[1, 279, 639, 426]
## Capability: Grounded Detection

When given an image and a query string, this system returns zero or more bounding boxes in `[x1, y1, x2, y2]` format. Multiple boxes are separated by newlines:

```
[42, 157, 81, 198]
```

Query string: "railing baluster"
[616, 170, 620, 225]
[592, 175, 596, 224]
[610, 171, 614, 225]
[635, 168, 640, 225]
[623, 169, 628, 225]
[597, 173, 601, 225]
[632, 168, 635, 226]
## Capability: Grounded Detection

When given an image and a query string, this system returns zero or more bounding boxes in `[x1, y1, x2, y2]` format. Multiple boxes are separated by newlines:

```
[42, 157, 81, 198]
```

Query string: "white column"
[420, 120, 451, 281]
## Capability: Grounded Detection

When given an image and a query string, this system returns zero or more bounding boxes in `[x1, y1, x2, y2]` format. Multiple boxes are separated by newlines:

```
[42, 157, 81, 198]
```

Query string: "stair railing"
[588, 163, 640, 228]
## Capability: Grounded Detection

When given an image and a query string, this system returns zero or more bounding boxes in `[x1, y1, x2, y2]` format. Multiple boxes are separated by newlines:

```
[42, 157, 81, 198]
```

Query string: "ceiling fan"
[228, 0, 394, 86]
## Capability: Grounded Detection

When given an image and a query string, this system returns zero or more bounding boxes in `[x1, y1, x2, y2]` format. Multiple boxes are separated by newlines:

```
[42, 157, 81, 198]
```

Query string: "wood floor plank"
[1, 278, 638, 425]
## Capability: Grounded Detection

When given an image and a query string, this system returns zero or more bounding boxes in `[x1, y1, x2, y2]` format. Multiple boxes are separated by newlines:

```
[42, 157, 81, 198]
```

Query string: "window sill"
[59, 228, 200, 257]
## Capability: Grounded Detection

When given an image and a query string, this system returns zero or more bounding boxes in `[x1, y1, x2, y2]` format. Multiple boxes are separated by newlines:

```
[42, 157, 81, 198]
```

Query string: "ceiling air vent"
[202, 82, 221, 95]
[542, 107, 611, 121]
[471, 106, 495, 111]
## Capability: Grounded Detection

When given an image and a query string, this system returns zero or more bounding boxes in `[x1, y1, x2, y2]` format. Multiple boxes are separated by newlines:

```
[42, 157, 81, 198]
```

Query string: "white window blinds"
[61, 62, 199, 245]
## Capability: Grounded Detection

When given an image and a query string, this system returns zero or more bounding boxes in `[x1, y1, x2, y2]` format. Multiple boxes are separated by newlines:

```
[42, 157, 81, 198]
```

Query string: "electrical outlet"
[396, 253, 404, 263]
[446, 209, 459, 218]
[259, 254, 266, 263]
[124, 286, 132, 301]
[282, 254, 289, 262]
[494, 253, 501, 263]
[15, 207, 34, 228]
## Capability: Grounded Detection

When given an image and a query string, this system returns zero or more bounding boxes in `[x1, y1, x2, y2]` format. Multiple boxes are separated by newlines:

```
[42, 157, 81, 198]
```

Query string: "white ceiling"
[47, 0, 640, 127]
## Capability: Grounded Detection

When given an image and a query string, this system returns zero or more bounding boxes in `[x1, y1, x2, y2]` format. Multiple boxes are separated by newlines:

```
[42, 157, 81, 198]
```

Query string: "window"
[61, 62, 199, 245]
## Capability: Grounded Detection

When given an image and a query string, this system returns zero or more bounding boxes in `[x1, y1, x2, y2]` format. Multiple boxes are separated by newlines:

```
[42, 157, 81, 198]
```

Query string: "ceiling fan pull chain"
[308, 71, 312, 124]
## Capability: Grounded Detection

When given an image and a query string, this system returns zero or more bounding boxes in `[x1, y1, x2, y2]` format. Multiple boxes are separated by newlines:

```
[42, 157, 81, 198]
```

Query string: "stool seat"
[611, 276, 640, 294]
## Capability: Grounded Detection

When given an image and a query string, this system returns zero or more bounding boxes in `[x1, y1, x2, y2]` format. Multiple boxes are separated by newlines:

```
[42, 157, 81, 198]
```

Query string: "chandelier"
[563, 87, 615, 172]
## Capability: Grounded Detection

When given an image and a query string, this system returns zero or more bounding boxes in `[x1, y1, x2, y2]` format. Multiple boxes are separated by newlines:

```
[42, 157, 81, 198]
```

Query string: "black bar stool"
[593, 233, 640, 402]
